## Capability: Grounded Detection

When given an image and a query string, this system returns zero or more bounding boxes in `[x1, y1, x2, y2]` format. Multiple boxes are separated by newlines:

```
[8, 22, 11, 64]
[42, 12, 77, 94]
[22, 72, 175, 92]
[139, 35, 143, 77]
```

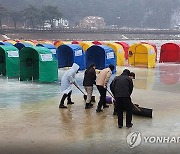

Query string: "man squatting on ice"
[59, 63, 80, 108]
[83, 63, 96, 109]
[110, 69, 135, 128]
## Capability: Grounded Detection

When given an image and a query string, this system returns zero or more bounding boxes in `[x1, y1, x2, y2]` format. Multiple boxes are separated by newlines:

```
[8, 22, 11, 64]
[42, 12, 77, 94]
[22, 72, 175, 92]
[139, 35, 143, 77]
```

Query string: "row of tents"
[0, 40, 180, 79]
[0, 40, 156, 70]
[0, 45, 58, 83]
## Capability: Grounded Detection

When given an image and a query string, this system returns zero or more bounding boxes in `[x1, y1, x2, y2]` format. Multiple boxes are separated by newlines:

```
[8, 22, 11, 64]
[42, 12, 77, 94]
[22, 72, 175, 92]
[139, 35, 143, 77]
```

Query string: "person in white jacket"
[59, 63, 80, 108]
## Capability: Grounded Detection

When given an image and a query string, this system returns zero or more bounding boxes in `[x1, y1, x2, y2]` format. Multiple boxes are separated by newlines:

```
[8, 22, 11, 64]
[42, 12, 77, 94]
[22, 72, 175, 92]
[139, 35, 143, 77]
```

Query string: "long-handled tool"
[73, 83, 96, 102]
[106, 89, 141, 112]
[106, 89, 153, 118]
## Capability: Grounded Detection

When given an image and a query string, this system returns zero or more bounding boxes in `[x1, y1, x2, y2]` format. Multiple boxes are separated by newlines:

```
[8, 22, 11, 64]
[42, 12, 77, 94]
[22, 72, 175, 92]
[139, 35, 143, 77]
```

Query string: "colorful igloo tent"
[4, 40, 16, 45]
[23, 40, 35, 46]
[159, 43, 180, 63]
[115, 42, 129, 59]
[0, 42, 13, 46]
[19, 47, 58, 82]
[36, 43, 57, 58]
[79, 42, 93, 51]
[30, 40, 39, 45]
[72, 40, 82, 44]
[54, 40, 64, 48]
[128, 43, 156, 68]
[57, 44, 85, 70]
[92, 41, 103, 45]
[39, 40, 53, 44]
[14, 42, 33, 51]
[86, 45, 116, 71]
[54, 41, 72, 48]
[0, 45, 19, 77]
[104, 42, 125, 66]
[141, 42, 157, 61]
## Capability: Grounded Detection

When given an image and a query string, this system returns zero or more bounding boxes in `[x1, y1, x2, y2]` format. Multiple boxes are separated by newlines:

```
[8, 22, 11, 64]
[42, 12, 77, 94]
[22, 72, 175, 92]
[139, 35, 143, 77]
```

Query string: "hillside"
[1, 0, 180, 28]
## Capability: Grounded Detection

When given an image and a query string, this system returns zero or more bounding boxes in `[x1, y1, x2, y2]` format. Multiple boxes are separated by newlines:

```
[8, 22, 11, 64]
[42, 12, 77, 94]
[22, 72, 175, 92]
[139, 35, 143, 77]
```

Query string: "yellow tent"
[23, 40, 35, 46]
[54, 41, 72, 48]
[128, 43, 156, 68]
[38, 40, 53, 44]
[79, 42, 93, 51]
[4, 40, 16, 45]
[104, 42, 125, 66]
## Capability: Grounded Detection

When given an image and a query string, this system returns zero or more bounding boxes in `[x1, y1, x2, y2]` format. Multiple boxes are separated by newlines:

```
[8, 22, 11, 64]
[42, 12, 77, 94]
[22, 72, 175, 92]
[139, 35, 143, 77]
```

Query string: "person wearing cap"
[96, 64, 115, 112]
[59, 63, 80, 108]
[110, 69, 134, 128]
[129, 72, 135, 80]
[112, 71, 135, 115]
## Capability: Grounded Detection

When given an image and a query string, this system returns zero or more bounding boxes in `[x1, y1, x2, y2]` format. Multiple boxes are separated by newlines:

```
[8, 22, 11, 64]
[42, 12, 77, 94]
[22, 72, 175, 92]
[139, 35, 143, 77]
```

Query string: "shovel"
[73, 83, 96, 102]
[106, 89, 153, 118]
[106, 89, 141, 112]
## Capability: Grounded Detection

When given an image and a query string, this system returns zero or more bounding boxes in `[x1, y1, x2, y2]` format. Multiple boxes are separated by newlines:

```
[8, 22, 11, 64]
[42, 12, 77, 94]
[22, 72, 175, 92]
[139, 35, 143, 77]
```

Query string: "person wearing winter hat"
[110, 69, 134, 128]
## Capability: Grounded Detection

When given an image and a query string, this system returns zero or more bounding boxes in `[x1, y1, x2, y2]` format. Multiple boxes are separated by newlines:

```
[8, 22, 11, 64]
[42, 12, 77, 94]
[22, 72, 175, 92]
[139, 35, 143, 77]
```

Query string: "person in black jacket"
[83, 63, 96, 109]
[111, 72, 135, 116]
[110, 69, 134, 128]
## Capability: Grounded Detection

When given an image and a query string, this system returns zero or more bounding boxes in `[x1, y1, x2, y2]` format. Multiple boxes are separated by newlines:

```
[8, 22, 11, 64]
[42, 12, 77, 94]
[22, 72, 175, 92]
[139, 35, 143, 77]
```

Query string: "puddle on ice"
[1, 63, 180, 108]
[0, 40, 180, 153]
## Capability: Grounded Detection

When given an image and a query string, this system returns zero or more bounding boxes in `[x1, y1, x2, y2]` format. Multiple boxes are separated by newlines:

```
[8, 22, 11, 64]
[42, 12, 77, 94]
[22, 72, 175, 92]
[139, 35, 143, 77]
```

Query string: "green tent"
[19, 46, 58, 82]
[0, 45, 19, 77]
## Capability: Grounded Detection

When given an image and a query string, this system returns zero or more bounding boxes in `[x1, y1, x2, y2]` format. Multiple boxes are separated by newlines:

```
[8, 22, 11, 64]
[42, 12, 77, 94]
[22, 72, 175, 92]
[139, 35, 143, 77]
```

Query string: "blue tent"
[36, 43, 57, 58]
[86, 45, 116, 72]
[57, 44, 85, 70]
[0, 42, 13, 46]
[14, 42, 33, 50]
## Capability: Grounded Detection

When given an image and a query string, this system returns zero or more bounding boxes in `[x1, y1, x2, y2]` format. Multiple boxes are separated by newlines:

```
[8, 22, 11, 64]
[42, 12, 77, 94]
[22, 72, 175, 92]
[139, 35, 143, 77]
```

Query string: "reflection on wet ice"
[159, 63, 180, 85]
[0, 63, 180, 153]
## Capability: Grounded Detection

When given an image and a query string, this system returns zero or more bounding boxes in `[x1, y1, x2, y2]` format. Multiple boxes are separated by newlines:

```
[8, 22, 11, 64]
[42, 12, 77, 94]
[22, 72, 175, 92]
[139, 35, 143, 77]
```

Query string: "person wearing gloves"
[96, 64, 115, 112]
[59, 63, 80, 109]
[83, 63, 96, 109]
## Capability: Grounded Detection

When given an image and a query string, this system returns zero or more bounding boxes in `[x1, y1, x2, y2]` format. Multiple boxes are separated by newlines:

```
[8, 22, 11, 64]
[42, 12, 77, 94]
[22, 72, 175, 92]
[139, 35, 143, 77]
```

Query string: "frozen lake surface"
[0, 40, 180, 154]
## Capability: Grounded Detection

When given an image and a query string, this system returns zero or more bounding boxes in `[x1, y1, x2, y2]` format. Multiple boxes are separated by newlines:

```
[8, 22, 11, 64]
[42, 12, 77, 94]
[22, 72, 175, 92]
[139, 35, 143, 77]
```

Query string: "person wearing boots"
[59, 63, 80, 108]
[83, 63, 96, 109]
[96, 64, 115, 112]
[110, 69, 134, 128]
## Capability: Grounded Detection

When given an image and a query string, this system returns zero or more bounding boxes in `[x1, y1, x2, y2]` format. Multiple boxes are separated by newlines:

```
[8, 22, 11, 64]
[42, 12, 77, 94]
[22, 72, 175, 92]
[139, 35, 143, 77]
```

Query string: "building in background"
[79, 16, 106, 29]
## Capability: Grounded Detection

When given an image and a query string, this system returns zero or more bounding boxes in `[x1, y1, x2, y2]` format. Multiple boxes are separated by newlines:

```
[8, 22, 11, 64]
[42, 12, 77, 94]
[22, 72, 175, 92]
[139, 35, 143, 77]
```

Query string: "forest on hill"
[1, 0, 180, 29]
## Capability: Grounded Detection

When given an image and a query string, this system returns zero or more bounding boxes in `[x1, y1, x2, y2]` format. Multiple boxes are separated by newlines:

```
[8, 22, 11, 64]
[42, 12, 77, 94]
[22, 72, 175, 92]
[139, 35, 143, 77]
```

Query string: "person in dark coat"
[111, 72, 135, 115]
[110, 69, 134, 128]
[83, 63, 96, 109]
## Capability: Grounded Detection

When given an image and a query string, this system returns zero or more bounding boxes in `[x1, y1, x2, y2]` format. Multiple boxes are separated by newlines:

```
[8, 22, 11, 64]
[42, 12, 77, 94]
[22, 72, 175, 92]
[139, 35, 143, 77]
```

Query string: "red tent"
[54, 40, 62, 46]
[92, 41, 103, 45]
[115, 42, 129, 59]
[159, 43, 180, 63]
[141, 42, 157, 61]
[72, 40, 81, 44]
[15, 39, 21, 43]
